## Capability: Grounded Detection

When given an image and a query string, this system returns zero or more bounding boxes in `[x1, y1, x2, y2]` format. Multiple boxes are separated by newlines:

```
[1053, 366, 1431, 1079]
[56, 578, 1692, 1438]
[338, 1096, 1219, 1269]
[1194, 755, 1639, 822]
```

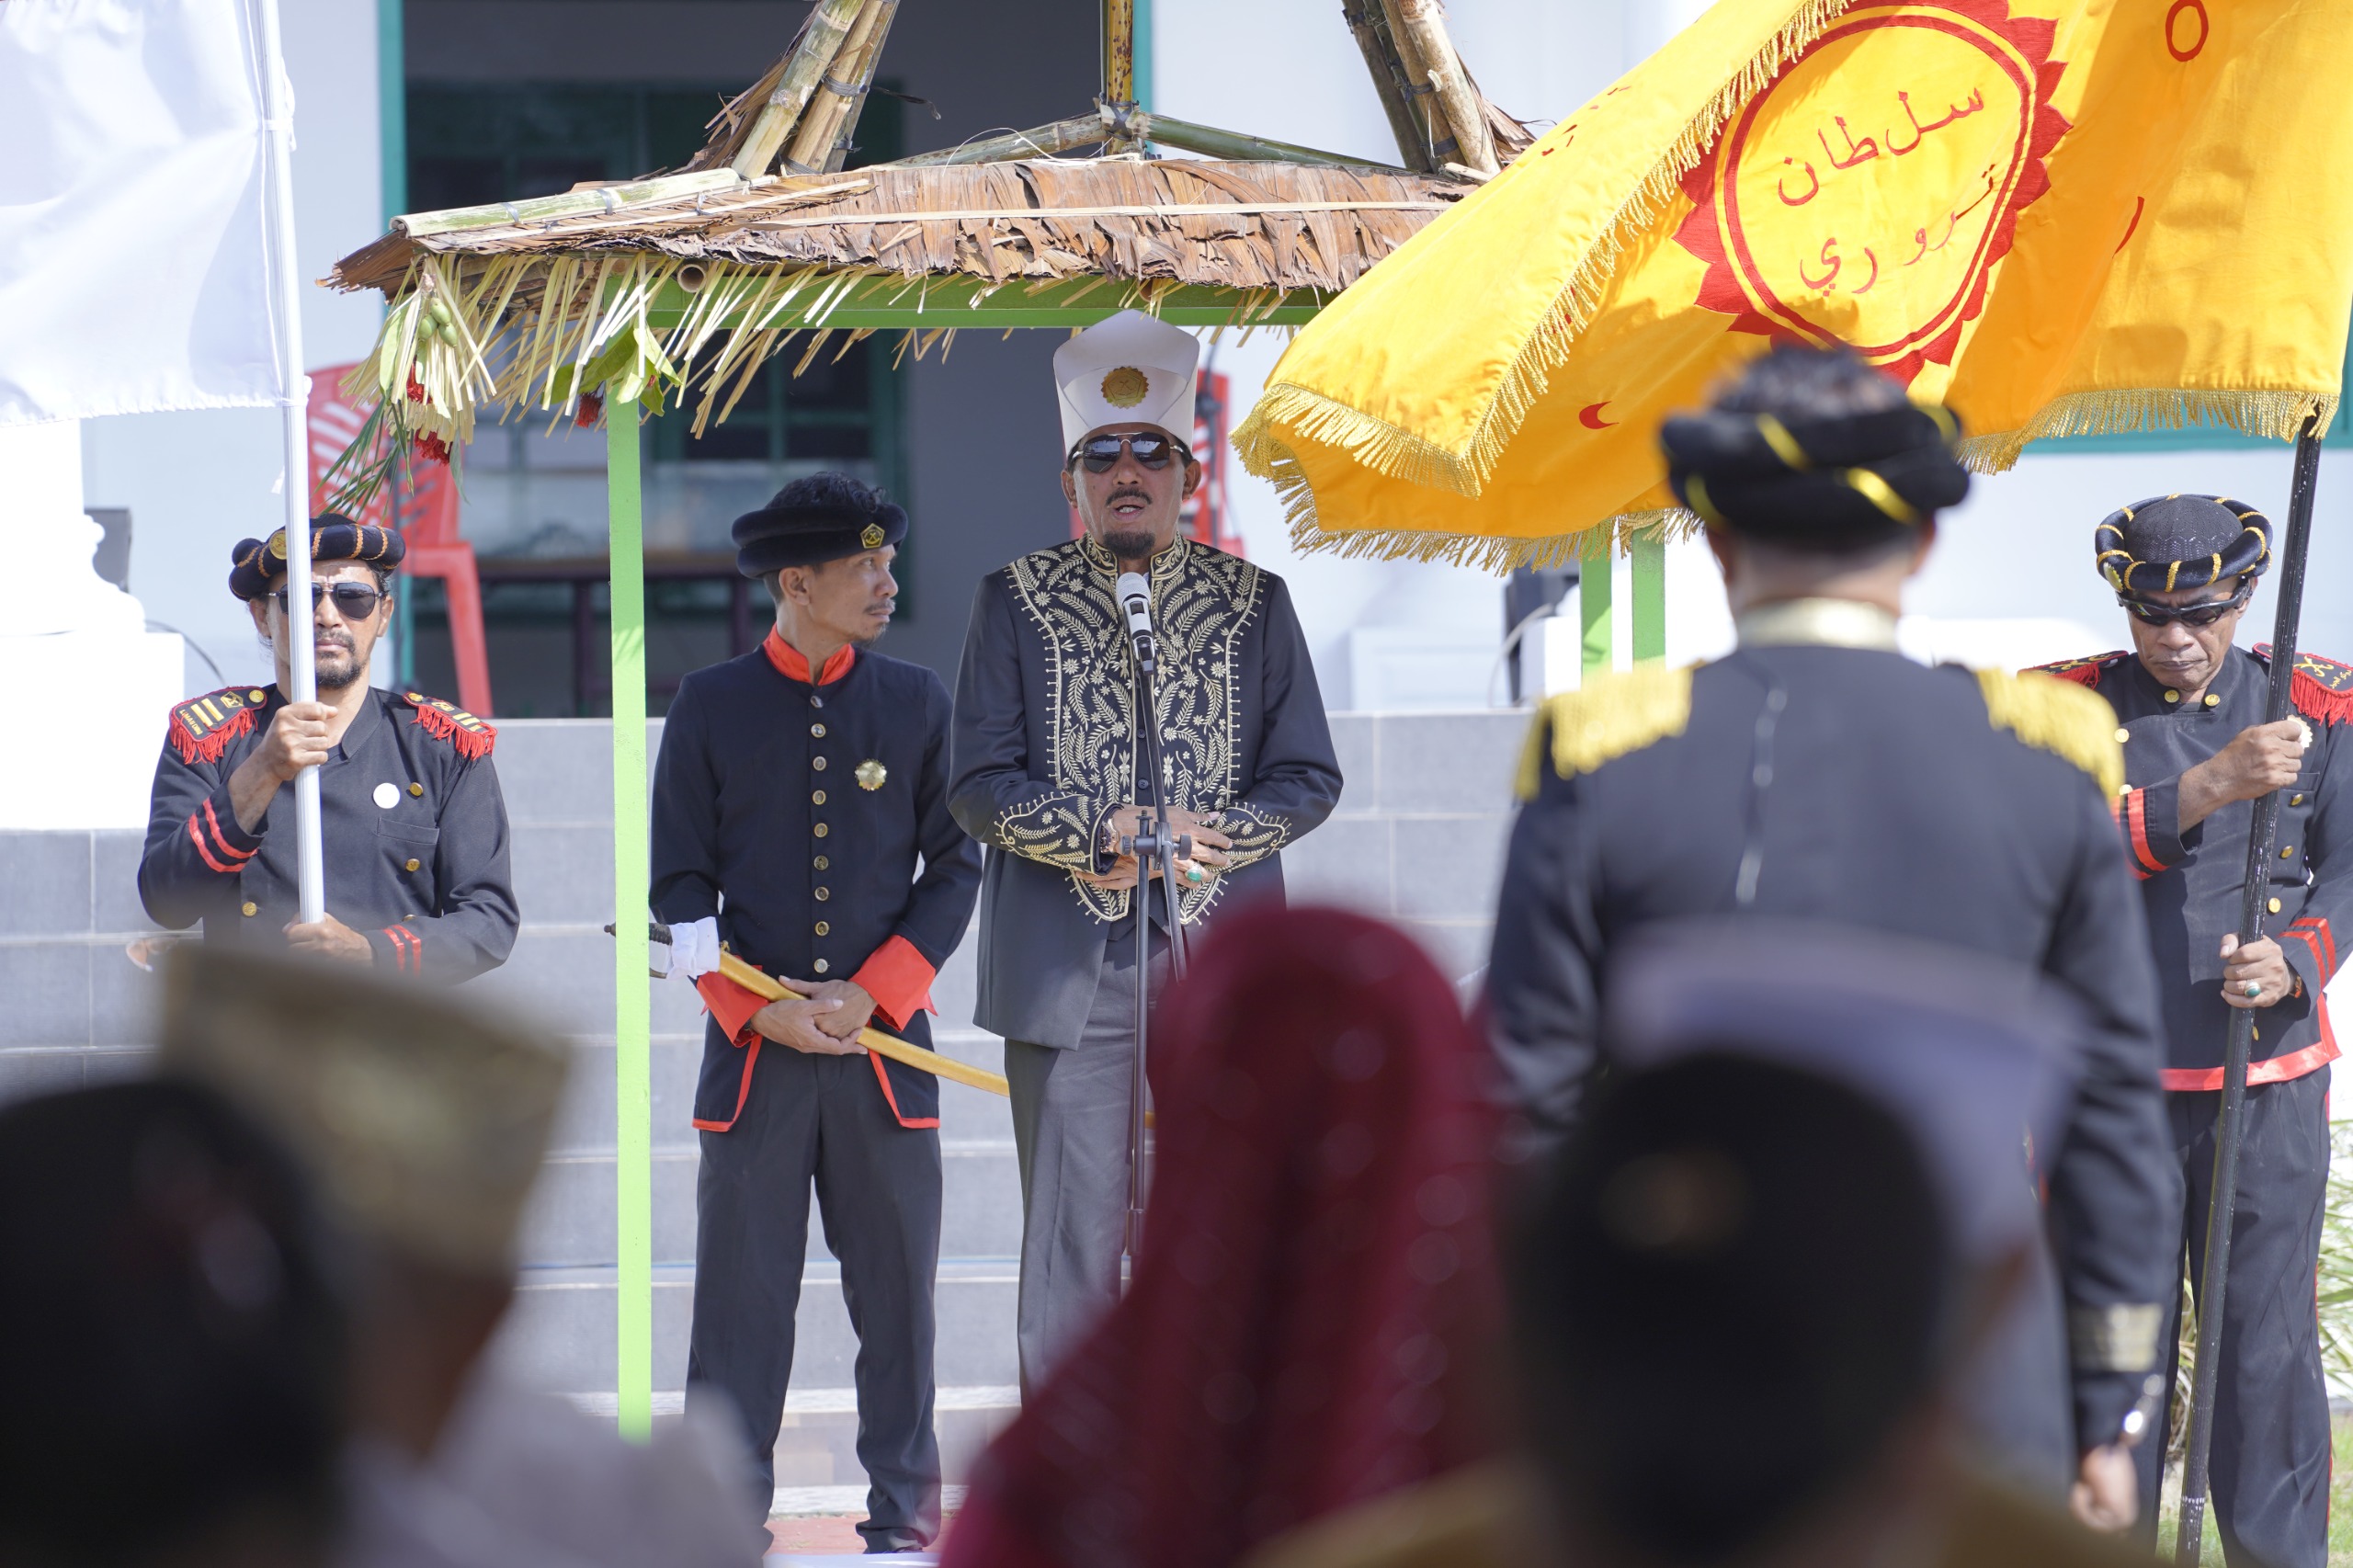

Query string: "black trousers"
[2133, 1068, 2331, 1568]
[686, 1044, 943, 1552]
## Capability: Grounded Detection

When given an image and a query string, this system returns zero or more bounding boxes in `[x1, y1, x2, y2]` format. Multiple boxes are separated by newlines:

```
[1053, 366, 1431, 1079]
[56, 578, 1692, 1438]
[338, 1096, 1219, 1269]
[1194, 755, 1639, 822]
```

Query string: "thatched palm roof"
[331, 157, 1457, 302]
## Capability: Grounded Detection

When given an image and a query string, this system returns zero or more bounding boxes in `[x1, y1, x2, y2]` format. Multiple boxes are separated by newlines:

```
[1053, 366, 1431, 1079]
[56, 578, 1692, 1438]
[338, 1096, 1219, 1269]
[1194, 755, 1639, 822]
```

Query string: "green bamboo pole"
[606, 399, 654, 1443]
[1631, 532, 1665, 665]
[1580, 542, 1614, 676]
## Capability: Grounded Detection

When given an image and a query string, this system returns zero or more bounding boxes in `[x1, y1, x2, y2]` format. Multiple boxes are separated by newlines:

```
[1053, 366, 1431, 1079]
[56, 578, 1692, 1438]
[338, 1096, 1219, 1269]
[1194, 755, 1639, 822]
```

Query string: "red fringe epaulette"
[2029, 651, 2128, 690]
[166, 686, 271, 766]
[2256, 645, 2353, 727]
[401, 691, 497, 759]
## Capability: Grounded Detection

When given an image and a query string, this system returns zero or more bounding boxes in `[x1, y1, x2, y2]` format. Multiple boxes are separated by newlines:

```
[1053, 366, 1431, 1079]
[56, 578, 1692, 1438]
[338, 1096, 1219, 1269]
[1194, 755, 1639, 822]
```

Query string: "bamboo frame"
[1340, 0, 1434, 172]
[732, 0, 869, 178]
[786, 0, 893, 174]
[1378, 0, 1455, 166]
[1394, 0, 1496, 175]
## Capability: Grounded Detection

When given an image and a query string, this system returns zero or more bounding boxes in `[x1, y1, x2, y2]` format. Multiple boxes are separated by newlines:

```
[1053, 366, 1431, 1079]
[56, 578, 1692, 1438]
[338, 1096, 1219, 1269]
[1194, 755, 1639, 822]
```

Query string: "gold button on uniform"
[2164, 690, 2181, 704]
[2282, 846, 2296, 858]
[814, 855, 829, 870]
[2270, 898, 2284, 915]
[813, 790, 826, 805]
[811, 722, 826, 738]
[2204, 693, 2222, 707]
[813, 959, 830, 974]
[404, 858, 421, 873]
[407, 781, 424, 798]
[814, 823, 829, 838]
[815, 920, 830, 937]
[813, 756, 827, 771]
[2114, 728, 2131, 744]
[2291, 793, 2304, 806]
[814, 887, 831, 902]
[241, 901, 258, 916]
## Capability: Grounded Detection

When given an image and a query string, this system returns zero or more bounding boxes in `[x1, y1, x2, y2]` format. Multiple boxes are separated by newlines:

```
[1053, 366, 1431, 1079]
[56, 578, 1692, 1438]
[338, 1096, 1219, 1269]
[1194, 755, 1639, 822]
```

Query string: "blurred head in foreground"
[1515, 921, 2068, 1567]
[1518, 1056, 1953, 1565]
[946, 905, 1502, 1568]
[0, 1080, 345, 1568]
[157, 945, 567, 1461]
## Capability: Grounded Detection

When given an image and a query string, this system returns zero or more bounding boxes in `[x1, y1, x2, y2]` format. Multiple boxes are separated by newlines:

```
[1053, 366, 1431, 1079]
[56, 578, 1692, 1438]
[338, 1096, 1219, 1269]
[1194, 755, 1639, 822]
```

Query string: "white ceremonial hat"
[1053, 310, 1199, 455]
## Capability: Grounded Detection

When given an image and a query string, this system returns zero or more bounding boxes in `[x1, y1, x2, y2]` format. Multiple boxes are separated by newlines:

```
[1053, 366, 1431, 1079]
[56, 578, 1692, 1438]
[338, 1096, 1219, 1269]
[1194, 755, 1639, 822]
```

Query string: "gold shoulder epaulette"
[1515, 664, 1694, 801]
[1976, 668, 2123, 799]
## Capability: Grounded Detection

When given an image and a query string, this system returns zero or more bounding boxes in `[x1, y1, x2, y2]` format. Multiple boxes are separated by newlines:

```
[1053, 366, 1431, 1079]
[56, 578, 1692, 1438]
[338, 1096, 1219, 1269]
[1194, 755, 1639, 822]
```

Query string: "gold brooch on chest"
[855, 758, 887, 791]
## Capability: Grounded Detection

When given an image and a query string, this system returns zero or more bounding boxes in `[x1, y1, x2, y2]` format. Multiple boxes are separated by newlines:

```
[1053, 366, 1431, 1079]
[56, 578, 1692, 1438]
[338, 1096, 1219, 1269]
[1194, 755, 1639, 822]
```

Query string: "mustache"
[1106, 486, 1151, 507]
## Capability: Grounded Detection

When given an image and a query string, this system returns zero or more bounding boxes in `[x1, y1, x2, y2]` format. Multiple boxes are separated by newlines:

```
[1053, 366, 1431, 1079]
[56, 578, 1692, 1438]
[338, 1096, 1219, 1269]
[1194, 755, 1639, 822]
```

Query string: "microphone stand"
[1119, 594, 1190, 1275]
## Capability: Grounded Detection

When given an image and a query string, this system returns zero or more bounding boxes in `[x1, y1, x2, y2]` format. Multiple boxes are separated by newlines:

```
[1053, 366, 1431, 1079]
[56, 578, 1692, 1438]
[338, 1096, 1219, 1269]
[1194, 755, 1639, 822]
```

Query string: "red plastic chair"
[307, 369, 494, 716]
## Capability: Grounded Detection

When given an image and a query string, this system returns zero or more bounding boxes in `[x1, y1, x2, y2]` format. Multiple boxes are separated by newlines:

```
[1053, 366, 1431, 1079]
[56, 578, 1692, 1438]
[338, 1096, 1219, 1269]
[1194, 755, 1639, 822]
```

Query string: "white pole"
[253, 0, 323, 924]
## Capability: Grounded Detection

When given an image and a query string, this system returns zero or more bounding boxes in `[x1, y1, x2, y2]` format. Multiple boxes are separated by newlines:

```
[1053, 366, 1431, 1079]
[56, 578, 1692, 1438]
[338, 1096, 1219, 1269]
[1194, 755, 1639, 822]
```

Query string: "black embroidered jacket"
[950, 535, 1342, 1047]
[138, 685, 517, 980]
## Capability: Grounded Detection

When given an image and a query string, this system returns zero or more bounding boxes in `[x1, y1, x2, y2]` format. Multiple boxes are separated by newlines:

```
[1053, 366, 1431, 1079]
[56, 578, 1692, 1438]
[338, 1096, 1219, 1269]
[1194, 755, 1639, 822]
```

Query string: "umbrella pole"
[607, 397, 654, 1443]
[253, 0, 323, 923]
[1632, 533, 1666, 665]
[2173, 419, 2325, 1564]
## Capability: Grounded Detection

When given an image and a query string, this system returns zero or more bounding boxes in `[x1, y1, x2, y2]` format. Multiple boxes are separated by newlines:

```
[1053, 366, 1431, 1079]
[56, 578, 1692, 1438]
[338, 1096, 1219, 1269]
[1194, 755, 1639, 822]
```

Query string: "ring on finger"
[2245, 981, 2263, 998]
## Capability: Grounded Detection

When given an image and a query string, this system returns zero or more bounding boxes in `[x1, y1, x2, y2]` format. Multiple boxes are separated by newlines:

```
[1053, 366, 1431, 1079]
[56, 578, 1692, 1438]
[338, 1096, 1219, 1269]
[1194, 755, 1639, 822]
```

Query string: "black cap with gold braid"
[1662, 403, 1969, 551]
[229, 513, 404, 601]
[2094, 494, 2270, 597]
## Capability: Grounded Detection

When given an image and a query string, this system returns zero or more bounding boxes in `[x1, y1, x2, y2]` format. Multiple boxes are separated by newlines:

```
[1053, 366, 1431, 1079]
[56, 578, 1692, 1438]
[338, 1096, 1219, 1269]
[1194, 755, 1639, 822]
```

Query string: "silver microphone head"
[1114, 572, 1153, 634]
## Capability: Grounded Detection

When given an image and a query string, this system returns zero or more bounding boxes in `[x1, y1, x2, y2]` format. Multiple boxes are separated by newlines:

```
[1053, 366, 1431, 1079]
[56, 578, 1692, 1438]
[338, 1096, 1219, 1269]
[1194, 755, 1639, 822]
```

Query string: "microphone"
[1115, 572, 1154, 665]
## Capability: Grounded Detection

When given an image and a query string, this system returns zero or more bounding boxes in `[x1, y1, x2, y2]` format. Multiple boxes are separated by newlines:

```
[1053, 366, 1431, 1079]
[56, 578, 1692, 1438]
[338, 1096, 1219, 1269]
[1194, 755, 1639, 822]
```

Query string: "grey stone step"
[563, 1391, 1017, 1492]
[491, 1257, 1020, 1393]
[517, 1139, 1025, 1268]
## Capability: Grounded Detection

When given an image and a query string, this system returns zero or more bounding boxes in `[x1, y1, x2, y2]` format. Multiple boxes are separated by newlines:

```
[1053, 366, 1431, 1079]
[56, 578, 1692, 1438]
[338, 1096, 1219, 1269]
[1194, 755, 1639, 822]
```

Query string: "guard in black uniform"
[2032, 495, 2350, 1568]
[1486, 347, 2174, 1523]
[138, 517, 516, 979]
[650, 474, 982, 1551]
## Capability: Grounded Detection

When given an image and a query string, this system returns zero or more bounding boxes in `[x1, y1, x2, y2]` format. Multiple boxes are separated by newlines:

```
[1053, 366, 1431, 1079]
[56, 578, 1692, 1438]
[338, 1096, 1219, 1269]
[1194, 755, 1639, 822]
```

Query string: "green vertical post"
[380, 0, 417, 687]
[1631, 531, 1666, 665]
[607, 400, 654, 1443]
[1580, 541, 1614, 676]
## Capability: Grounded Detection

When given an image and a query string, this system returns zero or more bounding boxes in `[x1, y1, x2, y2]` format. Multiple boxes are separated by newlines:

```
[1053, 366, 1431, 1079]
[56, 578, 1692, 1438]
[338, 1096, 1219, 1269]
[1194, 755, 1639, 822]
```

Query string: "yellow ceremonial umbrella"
[1237, 0, 2353, 569]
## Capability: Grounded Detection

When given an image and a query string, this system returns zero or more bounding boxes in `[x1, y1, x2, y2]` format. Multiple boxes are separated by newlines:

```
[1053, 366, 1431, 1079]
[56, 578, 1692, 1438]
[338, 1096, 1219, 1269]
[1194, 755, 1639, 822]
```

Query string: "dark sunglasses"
[272, 582, 384, 619]
[1069, 432, 1190, 473]
[2120, 578, 2251, 628]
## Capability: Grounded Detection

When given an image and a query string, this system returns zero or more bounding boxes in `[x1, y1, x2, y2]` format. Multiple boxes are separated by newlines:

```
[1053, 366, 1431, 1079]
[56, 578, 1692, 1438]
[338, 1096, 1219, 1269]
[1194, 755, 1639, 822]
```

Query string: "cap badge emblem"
[1100, 366, 1149, 408]
[855, 759, 887, 791]
[860, 522, 886, 550]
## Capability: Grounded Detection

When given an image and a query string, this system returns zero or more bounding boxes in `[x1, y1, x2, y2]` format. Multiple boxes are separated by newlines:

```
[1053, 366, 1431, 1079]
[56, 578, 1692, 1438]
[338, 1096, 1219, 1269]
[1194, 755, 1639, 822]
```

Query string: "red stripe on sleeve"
[199, 800, 255, 865]
[187, 812, 239, 875]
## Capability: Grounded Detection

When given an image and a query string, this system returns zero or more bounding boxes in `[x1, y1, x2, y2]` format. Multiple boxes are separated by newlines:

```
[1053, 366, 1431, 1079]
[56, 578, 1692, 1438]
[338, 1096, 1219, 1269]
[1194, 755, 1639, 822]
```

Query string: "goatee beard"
[1099, 527, 1155, 561]
[313, 652, 364, 691]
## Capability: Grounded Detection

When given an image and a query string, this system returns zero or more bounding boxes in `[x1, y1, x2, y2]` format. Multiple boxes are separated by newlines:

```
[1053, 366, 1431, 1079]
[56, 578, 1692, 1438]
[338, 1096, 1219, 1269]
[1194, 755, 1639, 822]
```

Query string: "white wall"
[1154, 0, 1631, 709]
[78, 0, 383, 698]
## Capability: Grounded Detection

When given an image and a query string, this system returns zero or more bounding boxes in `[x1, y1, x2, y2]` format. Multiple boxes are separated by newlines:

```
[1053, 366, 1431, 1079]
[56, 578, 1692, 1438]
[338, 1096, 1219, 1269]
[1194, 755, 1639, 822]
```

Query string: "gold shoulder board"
[1977, 668, 2123, 799]
[1515, 664, 1694, 801]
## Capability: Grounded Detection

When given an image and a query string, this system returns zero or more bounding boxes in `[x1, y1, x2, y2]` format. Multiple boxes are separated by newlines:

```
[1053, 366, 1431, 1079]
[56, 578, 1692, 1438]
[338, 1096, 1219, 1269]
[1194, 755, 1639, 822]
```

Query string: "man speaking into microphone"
[951, 311, 1342, 1388]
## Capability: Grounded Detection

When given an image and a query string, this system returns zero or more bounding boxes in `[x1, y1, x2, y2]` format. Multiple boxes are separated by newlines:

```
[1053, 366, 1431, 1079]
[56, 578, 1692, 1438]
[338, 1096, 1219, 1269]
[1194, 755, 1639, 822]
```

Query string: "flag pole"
[2173, 418, 2325, 1565]
[252, 0, 323, 924]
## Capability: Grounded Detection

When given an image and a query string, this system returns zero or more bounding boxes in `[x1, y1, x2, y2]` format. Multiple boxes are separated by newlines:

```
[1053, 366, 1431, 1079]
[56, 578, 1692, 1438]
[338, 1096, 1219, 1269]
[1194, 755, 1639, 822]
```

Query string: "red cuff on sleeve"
[695, 971, 768, 1048]
[852, 935, 938, 1032]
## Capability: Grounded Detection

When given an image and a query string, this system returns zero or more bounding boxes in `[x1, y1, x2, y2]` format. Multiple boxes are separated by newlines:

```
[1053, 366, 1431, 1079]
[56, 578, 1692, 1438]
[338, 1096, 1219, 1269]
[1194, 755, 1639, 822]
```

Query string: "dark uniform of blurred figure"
[138, 516, 517, 980]
[2030, 495, 2352, 1568]
[949, 310, 1342, 1392]
[159, 945, 762, 1568]
[1486, 347, 2174, 1525]
[1253, 926, 2162, 1568]
[651, 474, 982, 1551]
[0, 1078, 346, 1568]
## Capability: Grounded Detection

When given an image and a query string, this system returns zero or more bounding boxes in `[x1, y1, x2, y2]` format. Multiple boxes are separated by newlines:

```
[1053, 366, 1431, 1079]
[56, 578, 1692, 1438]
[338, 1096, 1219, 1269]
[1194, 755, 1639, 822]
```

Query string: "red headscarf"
[942, 905, 1504, 1568]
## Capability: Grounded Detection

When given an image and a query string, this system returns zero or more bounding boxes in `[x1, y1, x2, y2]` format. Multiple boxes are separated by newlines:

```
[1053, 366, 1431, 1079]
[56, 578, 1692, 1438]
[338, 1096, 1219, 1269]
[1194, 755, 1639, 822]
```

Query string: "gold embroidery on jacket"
[1001, 535, 1268, 923]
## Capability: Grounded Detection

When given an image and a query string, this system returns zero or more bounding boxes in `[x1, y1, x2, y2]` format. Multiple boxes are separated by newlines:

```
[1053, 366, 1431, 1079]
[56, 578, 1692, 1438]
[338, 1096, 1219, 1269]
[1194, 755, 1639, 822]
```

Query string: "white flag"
[0, 0, 284, 426]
